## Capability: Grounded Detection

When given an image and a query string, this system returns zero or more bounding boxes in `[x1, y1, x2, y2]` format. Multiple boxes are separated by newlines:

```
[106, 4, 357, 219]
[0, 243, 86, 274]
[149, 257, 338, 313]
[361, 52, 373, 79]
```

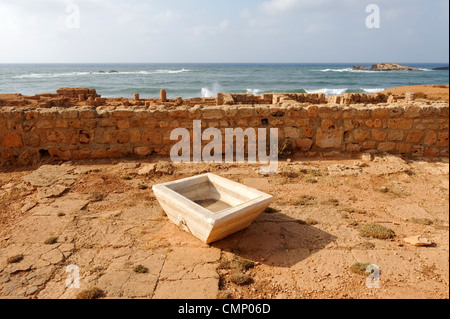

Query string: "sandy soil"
[0, 154, 448, 299]
[381, 85, 449, 102]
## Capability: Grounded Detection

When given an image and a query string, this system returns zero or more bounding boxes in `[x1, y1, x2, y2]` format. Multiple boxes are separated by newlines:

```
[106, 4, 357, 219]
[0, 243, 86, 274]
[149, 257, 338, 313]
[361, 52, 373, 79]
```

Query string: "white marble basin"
[152, 173, 274, 244]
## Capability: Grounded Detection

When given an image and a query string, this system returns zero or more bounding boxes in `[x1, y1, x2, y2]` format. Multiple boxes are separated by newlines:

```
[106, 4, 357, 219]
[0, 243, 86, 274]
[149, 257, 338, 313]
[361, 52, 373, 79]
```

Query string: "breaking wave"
[360, 88, 385, 94]
[305, 88, 349, 96]
[13, 69, 190, 79]
[318, 68, 432, 73]
[201, 83, 224, 98]
[246, 88, 262, 96]
[304, 88, 385, 96]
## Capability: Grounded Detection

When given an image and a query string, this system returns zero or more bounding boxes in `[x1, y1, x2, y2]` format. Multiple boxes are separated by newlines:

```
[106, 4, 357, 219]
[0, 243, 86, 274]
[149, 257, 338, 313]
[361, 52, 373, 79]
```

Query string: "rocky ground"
[0, 154, 448, 299]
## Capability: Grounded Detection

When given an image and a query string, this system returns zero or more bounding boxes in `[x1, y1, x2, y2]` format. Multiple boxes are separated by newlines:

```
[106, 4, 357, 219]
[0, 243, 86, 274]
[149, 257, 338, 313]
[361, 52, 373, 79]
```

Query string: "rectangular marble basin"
[152, 173, 274, 244]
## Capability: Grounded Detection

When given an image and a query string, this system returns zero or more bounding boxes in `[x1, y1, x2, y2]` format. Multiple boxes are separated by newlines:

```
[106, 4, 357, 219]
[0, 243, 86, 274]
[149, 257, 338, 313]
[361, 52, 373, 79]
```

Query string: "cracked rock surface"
[0, 156, 448, 299]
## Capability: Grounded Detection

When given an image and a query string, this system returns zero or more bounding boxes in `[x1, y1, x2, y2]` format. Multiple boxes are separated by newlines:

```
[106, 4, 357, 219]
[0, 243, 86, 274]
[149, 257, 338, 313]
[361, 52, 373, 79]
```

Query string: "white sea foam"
[155, 69, 190, 74]
[201, 83, 223, 98]
[305, 88, 349, 96]
[361, 88, 385, 94]
[318, 68, 389, 73]
[201, 88, 214, 98]
[319, 67, 431, 73]
[246, 88, 262, 96]
[13, 69, 190, 79]
[319, 68, 356, 73]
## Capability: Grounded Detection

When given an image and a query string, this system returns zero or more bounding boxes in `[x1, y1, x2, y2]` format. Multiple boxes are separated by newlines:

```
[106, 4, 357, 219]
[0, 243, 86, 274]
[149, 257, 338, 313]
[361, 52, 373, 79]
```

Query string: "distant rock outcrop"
[352, 65, 367, 71]
[432, 66, 449, 70]
[352, 63, 420, 71]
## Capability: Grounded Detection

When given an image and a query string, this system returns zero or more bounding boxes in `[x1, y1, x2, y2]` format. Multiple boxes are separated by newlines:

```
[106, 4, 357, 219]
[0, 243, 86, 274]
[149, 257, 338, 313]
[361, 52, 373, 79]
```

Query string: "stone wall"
[1, 101, 448, 166]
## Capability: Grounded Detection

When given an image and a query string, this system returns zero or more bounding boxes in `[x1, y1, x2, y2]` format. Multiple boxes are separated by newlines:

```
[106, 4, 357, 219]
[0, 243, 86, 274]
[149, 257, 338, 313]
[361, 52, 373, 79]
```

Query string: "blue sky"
[0, 0, 448, 63]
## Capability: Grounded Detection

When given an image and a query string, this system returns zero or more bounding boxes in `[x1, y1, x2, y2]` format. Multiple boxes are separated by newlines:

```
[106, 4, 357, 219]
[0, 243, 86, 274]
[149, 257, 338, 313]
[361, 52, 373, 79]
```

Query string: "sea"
[0, 63, 448, 99]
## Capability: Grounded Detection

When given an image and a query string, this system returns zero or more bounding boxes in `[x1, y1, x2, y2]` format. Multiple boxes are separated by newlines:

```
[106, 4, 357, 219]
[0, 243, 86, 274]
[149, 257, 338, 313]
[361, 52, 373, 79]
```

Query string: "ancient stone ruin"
[0, 88, 448, 166]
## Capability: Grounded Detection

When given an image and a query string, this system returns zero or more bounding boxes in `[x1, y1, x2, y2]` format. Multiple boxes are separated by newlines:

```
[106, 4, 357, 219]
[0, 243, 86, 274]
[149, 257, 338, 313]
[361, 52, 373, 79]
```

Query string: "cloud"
[185, 19, 231, 38]
[153, 10, 182, 23]
[239, 8, 251, 19]
[259, 0, 332, 15]
[0, 0, 447, 63]
[305, 24, 334, 34]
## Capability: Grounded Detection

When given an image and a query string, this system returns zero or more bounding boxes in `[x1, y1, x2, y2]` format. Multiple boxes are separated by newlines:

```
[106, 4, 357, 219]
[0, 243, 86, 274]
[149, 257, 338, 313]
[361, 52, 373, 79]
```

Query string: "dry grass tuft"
[350, 263, 370, 276]
[7, 254, 24, 264]
[359, 224, 396, 240]
[44, 237, 58, 245]
[75, 287, 105, 299]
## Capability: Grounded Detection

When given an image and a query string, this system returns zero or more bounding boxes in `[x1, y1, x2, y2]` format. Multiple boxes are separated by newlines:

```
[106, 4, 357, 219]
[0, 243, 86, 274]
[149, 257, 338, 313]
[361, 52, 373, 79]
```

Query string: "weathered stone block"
[397, 144, 411, 154]
[47, 130, 67, 143]
[365, 119, 382, 128]
[316, 120, 343, 149]
[186, 107, 201, 120]
[345, 143, 362, 153]
[55, 120, 69, 129]
[302, 127, 314, 139]
[297, 139, 313, 151]
[23, 134, 40, 147]
[111, 131, 129, 144]
[356, 108, 371, 119]
[353, 129, 371, 142]
[99, 118, 117, 128]
[73, 149, 91, 160]
[388, 130, 405, 142]
[142, 130, 163, 145]
[203, 108, 224, 120]
[159, 121, 170, 128]
[67, 131, 78, 145]
[371, 107, 389, 118]
[38, 109, 59, 120]
[37, 120, 55, 129]
[79, 109, 97, 119]
[92, 149, 107, 159]
[50, 150, 72, 161]
[344, 119, 364, 131]
[388, 107, 404, 118]
[270, 119, 283, 126]
[388, 119, 413, 130]
[113, 110, 134, 118]
[411, 145, 425, 157]
[2, 133, 23, 147]
[129, 128, 141, 143]
[134, 147, 153, 156]
[424, 131, 437, 146]
[160, 89, 167, 102]
[404, 105, 422, 118]
[169, 108, 188, 118]
[255, 105, 270, 117]
[378, 142, 397, 152]
[94, 129, 111, 144]
[117, 120, 130, 129]
[437, 132, 449, 147]
[296, 119, 310, 127]
[425, 148, 440, 157]
[238, 107, 255, 118]
[107, 148, 126, 158]
[342, 108, 357, 119]
[284, 127, 300, 138]
[25, 111, 39, 121]
[406, 131, 424, 143]
[69, 120, 85, 129]
[363, 141, 377, 149]
[307, 106, 318, 118]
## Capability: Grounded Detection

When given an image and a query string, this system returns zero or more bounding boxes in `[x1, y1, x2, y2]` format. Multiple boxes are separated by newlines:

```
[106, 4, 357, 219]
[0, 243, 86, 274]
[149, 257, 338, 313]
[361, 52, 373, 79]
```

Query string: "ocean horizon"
[1, 63, 448, 99]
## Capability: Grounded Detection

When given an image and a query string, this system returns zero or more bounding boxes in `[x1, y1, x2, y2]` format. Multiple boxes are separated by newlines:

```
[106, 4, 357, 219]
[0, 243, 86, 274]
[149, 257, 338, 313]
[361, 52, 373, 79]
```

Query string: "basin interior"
[166, 175, 259, 213]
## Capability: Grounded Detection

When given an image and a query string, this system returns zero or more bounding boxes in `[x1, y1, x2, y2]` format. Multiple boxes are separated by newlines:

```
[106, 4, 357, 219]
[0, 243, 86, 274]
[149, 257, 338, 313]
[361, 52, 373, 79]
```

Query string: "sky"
[0, 0, 448, 63]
